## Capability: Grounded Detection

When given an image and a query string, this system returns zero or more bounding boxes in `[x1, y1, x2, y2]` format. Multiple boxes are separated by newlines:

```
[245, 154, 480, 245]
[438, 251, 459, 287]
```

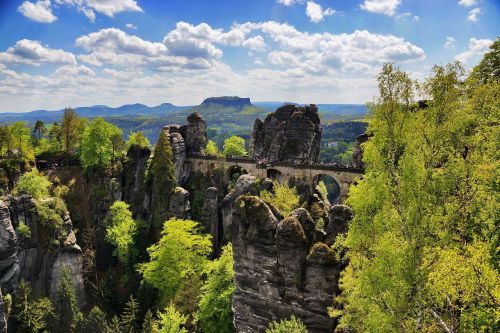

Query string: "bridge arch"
[227, 165, 248, 183]
[312, 173, 340, 204]
[266, 168, 283, 182]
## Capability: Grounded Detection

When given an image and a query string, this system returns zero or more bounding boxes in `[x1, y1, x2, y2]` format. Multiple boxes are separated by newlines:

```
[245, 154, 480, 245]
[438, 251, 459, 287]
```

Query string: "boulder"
[180, 112, 208, 154]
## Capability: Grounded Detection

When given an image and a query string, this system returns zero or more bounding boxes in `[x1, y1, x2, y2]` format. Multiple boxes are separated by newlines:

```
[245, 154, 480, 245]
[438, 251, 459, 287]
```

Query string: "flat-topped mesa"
[252, 104, 322, 164]
[201, 96, 252, 109]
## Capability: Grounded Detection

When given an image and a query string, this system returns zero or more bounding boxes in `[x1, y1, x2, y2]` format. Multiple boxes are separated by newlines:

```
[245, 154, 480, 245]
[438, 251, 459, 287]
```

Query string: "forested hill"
[0, 98, 368, 144]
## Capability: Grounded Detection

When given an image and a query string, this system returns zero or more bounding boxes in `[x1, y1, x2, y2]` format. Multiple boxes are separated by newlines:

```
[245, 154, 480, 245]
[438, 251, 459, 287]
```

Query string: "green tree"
[105, 201, 137, 266]
[48, 122, 62, 151]
[260, 182, 300, 216]
[9, 121, 34, 162]
[61, 108, 85, 156]
[470, 37, 499, 83]
[14, 168, 51, 200]
[138, 218, 211, 302]
[14, 280, 54, 333]
[80, 117, 122, 169]
[50, 268, 82, 333]
[205, 140, 219, 155]
[127, 131, 151, 149]
[222, 135, 247, 156]
[335, 62, 499, 332]
[196, 244, 235, 333]
[149, 128, 176, 225]
[142, 310, 158, 333]
[32, 120, 46, 143]
[120, 296, 139, 333]
[155, 304, 187, 333]
[78, 306, 108, 333]
[266, 315, 307, 333]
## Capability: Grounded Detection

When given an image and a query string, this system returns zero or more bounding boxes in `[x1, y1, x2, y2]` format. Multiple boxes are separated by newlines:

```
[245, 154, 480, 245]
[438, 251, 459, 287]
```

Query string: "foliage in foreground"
[104, 201, 138, 266]
[335, 43, 499, 332]
[260, 182, 300, 216]
[196, 244, 235, 333]
[13, 168, 51, 200]
[266, 315, 307, 333]
[138, 218, 212, 302]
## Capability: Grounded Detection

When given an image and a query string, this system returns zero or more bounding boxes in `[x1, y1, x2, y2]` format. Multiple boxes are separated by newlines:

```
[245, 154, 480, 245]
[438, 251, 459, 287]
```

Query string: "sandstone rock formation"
[180, 112, 208, 154]
[164, 113, 209, 184]
[168, 187, 191, 219]
[200, 187, 219, 252]
[0, 195, 85, 307]
[252, 104, 321, 163]
[352, 133, 370, 169]
[231, 195, 350, 333]
[121, 144, 152, 218]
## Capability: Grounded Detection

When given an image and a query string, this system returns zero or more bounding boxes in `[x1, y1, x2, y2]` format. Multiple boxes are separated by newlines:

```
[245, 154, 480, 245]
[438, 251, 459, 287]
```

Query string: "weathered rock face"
[0, 195, 85, 307]
[180, 112, 207, 154]
[231, 195, 348, 333]
[164, 125, 188, 183]
[352, 133, 370, 169]
[121, 144, 152, 218]
[252, 104, 321, 163]
[200, 187, 219, 252]
[324, 204, 353, 246]
[164, 113, 209, 184]
[221, 175, 262, 243]
[168, 187, 191, 219]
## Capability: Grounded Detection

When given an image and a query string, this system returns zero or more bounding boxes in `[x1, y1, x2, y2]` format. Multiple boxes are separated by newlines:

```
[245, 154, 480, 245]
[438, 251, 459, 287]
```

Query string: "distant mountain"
[201, 96, 252, 110]
[0, 102, 190, 124]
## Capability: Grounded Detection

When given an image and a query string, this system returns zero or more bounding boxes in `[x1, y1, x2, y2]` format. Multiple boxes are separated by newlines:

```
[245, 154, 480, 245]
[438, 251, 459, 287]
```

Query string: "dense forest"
[0, 39, 498, 333]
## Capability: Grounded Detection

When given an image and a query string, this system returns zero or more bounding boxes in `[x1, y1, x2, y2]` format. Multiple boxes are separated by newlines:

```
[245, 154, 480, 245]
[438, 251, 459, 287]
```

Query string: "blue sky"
[0, 0, 498, 112]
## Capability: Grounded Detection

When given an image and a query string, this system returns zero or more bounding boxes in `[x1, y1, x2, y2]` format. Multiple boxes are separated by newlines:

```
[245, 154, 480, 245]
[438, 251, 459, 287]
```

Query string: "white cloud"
[0, 39, 76, 66]
[276, 0, 299, 6]
[54, 0, 142, 22]
[458, 0, 478, 7]
[306, 1, 335, 23]
[76, 28, 166, 56]
[0, 20, 427, 111]
[396, 12, 419, 22]
[126, 23, 137, 29]
[444, 36, 456, 49]
[242, 36, 266, 52]
[467, 7, 481, 22]
[360, 0, 401, 16]
[18, 0, 57, 23]
[454, 37, 492, 63]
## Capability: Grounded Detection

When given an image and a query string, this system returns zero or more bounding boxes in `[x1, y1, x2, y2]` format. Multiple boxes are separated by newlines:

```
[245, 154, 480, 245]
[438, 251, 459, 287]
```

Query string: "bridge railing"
[185, 153, 363, 173]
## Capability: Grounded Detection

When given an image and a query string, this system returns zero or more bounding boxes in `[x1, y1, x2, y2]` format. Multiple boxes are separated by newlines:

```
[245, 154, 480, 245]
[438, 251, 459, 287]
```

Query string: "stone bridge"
[186, 154, 364, 202]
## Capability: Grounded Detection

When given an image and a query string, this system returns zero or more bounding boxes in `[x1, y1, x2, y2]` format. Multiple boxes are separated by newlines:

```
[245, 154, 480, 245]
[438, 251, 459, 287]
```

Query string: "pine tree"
[79, 306, 108, 333]
[141, 310, 157, 333]
[50, 268, 82, 333]
[120, 296, 139, 333]
[107, 316, 121, 333]
[14, 280, 54, 333]
[150, 128, 176, 226]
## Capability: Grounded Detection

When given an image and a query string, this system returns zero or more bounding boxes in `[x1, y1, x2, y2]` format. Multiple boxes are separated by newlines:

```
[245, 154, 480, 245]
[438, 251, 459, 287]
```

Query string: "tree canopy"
[222, 135, 247, 156]
[104, 201, 138, 266]
[80, 117, 122, 169]
[335, 60, 499, 332]
[139, 218, 212, 303]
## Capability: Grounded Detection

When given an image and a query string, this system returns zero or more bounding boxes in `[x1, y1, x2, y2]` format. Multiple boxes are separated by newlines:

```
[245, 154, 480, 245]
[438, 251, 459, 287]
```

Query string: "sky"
[0, 0, 498, 112]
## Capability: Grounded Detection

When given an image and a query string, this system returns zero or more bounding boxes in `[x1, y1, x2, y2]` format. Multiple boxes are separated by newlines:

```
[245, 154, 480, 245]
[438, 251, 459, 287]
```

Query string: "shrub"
[266, 315, 307, 333]
[260, 182, 300, 216]
[14, 168, 51, 200]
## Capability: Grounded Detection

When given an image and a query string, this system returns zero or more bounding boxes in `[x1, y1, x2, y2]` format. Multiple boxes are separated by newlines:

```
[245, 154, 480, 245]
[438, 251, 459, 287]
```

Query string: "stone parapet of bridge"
[186, 154, 363, 202]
